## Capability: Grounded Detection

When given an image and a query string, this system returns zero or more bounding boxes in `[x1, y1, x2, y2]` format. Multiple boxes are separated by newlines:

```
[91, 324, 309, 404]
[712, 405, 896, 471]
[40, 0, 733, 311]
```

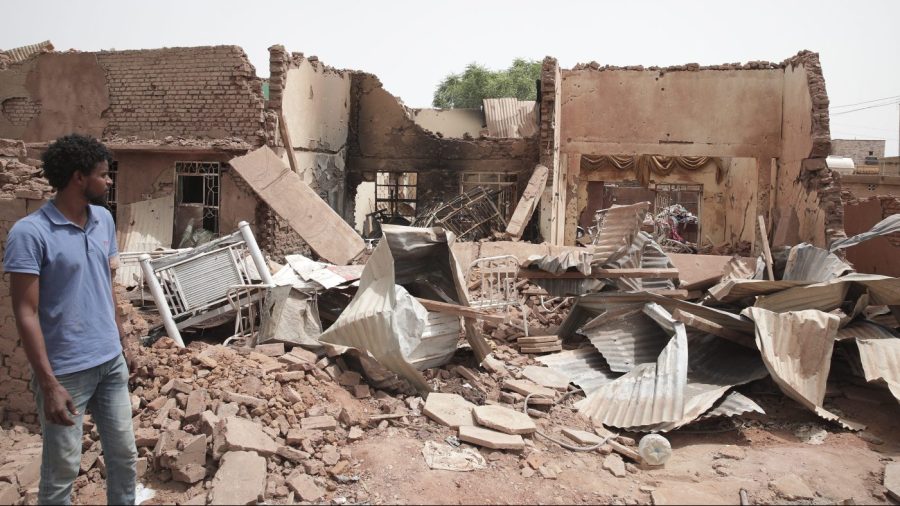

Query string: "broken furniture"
[413, 187, 507, 241]
[468, 255, 528, 337]
[140, 221, 274, 348]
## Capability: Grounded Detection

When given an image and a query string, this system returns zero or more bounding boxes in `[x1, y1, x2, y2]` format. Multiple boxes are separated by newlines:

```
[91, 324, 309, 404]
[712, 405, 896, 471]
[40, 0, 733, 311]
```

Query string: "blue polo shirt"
[3, 200, 121, 375]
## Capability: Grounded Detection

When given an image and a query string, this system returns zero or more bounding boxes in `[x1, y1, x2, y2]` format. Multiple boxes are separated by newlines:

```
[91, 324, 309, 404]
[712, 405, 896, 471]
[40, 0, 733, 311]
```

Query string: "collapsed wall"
[347, 72, 538, 219]
[842, 192, 900, 276]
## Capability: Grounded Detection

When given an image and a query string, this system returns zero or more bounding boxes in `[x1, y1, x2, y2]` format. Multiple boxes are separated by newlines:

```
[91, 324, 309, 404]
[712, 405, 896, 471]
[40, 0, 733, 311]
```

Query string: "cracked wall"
[270, 47, 352, 220]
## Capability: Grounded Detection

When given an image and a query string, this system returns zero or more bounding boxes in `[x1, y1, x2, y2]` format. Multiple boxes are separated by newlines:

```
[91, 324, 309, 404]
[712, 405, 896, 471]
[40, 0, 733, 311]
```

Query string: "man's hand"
[42, 381, 78, 426]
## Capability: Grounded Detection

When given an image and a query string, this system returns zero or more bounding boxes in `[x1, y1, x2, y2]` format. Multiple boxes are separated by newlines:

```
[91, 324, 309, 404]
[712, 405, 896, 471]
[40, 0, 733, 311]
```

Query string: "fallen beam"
[415, 298, 506, 325]
[505, 164, 549, 239]
[519, 268, 680, 280]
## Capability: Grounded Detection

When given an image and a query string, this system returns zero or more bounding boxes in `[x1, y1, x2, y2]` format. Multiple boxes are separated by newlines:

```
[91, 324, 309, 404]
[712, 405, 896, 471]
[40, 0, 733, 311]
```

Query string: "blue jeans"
[32, 354, 137, 505]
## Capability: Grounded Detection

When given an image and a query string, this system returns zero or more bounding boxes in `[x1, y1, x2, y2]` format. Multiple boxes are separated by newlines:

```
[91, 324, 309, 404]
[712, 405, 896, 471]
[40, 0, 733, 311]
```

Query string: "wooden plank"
[517, 335, 560, 344]
[671, 309, 756, 349]
[415, 297, 505, 325]
[228, 146, 365, 265]
[115, 196, 174, 287]
[519, 268, 679, 280]
[520, 344, 562, 353]
[278, 110, 300, 174]
[505, 164, 549, 239]
[758, 215, 775, 281]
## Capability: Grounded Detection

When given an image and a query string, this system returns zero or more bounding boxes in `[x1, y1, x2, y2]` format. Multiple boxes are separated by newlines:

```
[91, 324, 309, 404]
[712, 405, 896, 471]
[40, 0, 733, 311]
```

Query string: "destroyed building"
[0, 40, 899, 505]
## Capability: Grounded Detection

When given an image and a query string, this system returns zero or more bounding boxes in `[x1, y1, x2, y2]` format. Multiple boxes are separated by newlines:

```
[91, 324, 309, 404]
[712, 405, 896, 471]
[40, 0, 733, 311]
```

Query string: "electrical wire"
[831, 94, 900, 109]
[522, 388, 617, 452]
[831, 100, 900, 116]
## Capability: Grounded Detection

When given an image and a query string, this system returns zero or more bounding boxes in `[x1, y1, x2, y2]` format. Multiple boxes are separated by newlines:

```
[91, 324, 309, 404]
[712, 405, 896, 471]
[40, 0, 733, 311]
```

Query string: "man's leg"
[31, 369, 94, 505]
[88, 354, 136, 506]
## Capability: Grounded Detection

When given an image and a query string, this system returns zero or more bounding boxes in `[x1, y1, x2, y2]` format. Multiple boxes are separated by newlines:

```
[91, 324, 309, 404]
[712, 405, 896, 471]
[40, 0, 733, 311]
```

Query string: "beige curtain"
[581, 154, 723, 187]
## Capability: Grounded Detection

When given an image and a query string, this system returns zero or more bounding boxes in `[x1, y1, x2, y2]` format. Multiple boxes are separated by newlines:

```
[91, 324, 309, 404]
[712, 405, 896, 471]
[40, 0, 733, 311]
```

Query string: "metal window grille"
[460, 172, 518, 220]
[106, 160, 118, 222]
[176, 161, 221, 233]
[375, 171, 417, 222]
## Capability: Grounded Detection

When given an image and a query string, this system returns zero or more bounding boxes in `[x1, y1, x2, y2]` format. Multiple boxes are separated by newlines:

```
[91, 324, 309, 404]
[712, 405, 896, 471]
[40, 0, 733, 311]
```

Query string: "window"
[460, 172, 518, 220]
[375, 172, 417, 223]
[105, 160, 118, 222]
[176, 161, 220, 233]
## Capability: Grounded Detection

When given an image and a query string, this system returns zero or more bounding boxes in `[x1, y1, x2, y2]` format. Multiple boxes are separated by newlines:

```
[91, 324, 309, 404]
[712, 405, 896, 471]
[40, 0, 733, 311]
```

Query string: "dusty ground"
[49, 375, 899, 505]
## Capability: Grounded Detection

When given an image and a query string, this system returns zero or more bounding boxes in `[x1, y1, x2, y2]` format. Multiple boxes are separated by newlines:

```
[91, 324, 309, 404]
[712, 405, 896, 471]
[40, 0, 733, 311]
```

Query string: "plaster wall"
[282, 62, 350, 152]
[841, 175, 900, 199]
[575, 157, 758, 248]
[559, 69, 784, 158]
[409, 108, 484, 138]
[772, 57, 830, 247]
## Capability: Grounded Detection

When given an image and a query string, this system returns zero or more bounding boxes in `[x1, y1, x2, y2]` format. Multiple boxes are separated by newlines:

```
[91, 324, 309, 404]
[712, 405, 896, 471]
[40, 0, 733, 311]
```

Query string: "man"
[4, 134, 137, 505]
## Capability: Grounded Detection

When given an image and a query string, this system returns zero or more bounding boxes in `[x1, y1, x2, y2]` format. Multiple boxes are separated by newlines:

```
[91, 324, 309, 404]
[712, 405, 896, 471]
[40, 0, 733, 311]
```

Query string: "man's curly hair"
[41, 134, 111, 190]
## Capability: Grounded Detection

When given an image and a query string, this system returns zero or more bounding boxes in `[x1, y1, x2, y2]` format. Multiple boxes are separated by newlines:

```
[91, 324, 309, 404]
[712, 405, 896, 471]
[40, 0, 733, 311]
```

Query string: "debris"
[458, 426, 526, 451]
[769, 474, 814, 501]
[794, 424, 828, 445]
[423, 393, 477, 428]
[472, 405, 537, 435]
[521, 365, 570, 391]
[502, 379, 557, 399]
[637, 434, 671, 466]
[421, 441, 487, 472]
[209, 451, 266, 505]
[218, 416, 278, 456]
[413, 186, 507, 241]
[561, 428, 605, 446]
[602, 453, 627, 478]
[301, 416, 337, 431]
[885, 462, 900, 502]
[286, 472, 324, 502]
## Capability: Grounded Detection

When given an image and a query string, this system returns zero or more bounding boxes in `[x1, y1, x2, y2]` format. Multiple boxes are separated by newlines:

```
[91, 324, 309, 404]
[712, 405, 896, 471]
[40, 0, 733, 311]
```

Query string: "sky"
[3, 0, 899, 155]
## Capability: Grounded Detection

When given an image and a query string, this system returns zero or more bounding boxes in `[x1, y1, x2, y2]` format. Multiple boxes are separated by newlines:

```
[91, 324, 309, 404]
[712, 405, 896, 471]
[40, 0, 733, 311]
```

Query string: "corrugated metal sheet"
[708, 279, 811, 303]
[580, 304, 670, 373]
[561, 292, 755, 341]
[698, 391, 765, 421]
[830, 213, 900, 252]
[837, 320, 898, 341]
[744, 307, 864, 430]
[591, 202, 650, 265]
[483, 98, 537, 138]
[5, 40, 53, 62]
[754, 280, 849, 313]
[577, 306, 688, 429]
[410, 312, 462, 370]
[721, 255, 764, 283]
[608, 231, 676, 291]
[531, 278, 606, 298]
[537, 346, 619, 394]
[782, 243, 853, 282]
[856, 337, 900, 402]
[632, 332, 768, 432]
[522, 250, 593, 275]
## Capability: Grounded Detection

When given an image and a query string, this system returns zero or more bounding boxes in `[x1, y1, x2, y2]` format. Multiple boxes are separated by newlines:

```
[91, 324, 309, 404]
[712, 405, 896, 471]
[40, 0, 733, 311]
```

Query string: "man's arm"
[10, 272, 78, 426]
[110, 271, 134, 371]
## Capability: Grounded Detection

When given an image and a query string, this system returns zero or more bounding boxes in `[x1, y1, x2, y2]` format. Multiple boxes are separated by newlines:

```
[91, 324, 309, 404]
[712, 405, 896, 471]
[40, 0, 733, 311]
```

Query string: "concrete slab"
[602, 453, 626, 478]
[521, 365, 570, 391]
[473, 405, 536, 435]
[561, 427, 605, 445]
[220, 416, 278, 456]
[502, 379, 557, 399]
[301, 415, 337, 430]
[885, 462, 900, 501]
[423, 393, 476, 428]
[209, 451, 266, 505]
[458, 425, 525, 450]
[286, 472, 324, 502]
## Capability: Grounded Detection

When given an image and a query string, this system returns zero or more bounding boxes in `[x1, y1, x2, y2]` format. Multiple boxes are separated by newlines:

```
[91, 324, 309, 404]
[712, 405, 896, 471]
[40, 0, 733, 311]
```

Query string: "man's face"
[83, 160, 112, 206]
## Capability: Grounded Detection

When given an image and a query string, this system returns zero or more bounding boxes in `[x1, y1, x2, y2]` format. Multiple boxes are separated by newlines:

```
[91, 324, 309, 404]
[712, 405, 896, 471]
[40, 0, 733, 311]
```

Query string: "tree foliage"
[432, 58, 541, 109]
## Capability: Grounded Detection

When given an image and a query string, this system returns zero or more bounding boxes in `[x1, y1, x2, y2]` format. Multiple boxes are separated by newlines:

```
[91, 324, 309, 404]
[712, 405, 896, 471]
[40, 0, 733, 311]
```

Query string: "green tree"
[432, 58, 541, 108]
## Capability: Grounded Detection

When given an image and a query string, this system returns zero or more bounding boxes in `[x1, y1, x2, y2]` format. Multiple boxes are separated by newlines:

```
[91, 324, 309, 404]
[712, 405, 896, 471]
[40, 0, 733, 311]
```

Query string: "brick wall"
[0, 139, 54, 423]
[831, 139, 886, 167]
[95, 46, 266, 144]
[0, 97, 41, 127]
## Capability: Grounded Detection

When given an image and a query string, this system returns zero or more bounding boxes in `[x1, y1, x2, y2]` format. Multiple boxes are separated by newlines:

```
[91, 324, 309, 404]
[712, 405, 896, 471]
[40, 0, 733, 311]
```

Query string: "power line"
[831, 100, 900, 116]
[831, 95, 900, 109]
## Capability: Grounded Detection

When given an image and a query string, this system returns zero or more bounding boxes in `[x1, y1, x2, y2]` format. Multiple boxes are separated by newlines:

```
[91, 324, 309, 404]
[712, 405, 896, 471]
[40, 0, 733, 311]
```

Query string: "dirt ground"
[55, 376, 897, 506]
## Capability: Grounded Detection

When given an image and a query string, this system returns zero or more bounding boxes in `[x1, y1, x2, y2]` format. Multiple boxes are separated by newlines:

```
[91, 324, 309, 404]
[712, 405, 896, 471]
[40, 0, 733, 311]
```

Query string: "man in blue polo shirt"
[4, 134, 137, 505]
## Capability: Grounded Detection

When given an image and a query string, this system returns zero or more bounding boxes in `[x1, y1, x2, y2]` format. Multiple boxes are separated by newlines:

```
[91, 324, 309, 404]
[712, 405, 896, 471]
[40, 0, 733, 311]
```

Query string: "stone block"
[423, 393, 476, 428]
[300, 416, 336, 431]
[473, 405, 536, 435]
[286, 471, 324, 502]
[209, 451, 266, 505]
[219, 416, 277, 457]
[458, 425, 525, 451]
